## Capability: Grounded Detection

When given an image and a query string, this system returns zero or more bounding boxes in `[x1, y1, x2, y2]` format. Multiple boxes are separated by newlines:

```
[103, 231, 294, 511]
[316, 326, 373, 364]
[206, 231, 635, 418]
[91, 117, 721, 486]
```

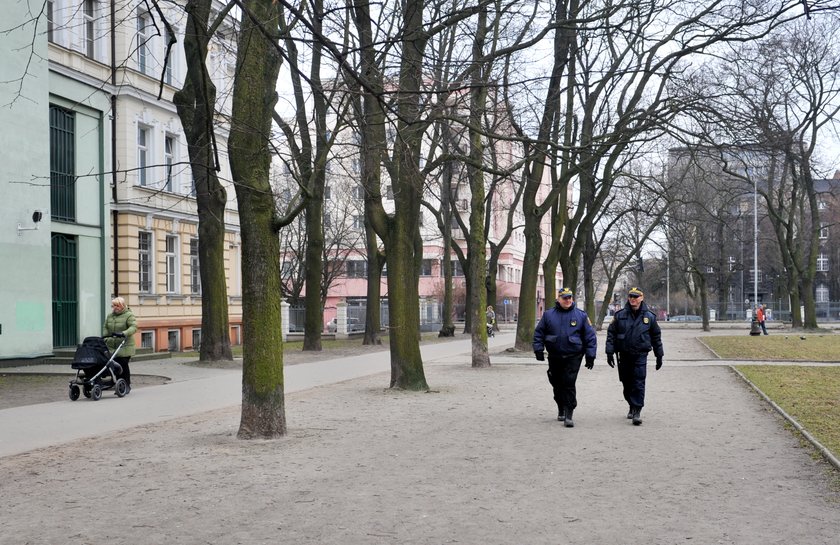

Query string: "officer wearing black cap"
[605, 287, 664, 425]
[533, 287, 597, 427]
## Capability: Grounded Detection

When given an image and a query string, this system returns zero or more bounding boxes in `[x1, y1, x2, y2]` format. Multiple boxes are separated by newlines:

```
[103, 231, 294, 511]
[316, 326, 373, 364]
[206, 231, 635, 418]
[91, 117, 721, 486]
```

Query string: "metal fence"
[675, 301, 840, 322]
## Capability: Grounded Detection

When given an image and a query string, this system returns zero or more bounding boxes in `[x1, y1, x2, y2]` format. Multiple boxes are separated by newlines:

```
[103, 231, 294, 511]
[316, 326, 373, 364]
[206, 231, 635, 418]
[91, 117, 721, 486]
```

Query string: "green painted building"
[0, 3, 111, 360]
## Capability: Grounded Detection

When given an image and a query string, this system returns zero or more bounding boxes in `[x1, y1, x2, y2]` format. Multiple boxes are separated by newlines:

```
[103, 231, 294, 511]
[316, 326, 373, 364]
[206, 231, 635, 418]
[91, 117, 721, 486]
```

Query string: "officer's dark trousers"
[547, 354, 583, 411]
[617, 352, 647, 408]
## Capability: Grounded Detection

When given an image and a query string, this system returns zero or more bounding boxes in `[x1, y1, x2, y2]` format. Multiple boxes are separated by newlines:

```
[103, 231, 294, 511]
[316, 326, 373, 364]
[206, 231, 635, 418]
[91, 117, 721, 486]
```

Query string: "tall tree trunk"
[172, 0, 232, 362]
[229, 0, 286, 438]
[467, 4, 490, 368]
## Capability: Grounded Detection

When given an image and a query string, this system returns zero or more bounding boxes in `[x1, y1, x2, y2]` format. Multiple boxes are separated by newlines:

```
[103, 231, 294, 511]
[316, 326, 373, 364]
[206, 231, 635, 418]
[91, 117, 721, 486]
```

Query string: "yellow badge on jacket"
[571, 320, 577, 326]
[643, 317, 649, 324]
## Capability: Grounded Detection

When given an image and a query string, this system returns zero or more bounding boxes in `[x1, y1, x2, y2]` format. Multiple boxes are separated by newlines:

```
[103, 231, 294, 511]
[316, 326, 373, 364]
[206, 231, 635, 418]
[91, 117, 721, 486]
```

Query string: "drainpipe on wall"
[110, 0, 119, 299]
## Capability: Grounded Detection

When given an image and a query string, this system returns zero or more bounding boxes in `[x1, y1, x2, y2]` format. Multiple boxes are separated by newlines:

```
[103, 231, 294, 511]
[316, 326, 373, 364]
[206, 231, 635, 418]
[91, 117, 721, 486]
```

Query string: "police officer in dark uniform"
[533, 287, 597, 427]
[605, 287, 664, 425]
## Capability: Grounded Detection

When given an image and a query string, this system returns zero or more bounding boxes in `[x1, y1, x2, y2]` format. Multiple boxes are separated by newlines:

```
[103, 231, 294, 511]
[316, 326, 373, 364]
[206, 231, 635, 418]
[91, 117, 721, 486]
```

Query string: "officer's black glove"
[535, 351, 545, 362]
[606, 353, 615, 368]
[585, 356, 595, 370]
[655, 356, 663, 370]
[113, 332, 126, 338]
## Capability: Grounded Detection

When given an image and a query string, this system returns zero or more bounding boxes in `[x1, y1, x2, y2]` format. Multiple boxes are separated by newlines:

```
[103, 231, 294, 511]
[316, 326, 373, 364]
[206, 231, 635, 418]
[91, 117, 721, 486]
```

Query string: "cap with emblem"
[627, 287, 644, 297]
[558, 287, 574, 298]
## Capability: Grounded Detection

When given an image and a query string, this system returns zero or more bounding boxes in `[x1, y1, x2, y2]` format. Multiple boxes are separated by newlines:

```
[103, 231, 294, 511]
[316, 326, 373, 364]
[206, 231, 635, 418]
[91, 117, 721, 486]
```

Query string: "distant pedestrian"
[605, 287, 664, 425]
[756, 304, 768, 335]
[533, 288, 597, 427]
[103, 297, 138, 393]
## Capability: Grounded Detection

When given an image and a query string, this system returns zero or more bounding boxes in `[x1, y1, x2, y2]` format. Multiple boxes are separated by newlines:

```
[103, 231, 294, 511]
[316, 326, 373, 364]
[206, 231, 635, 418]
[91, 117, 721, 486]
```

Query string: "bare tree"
[228, 0, 286, 438]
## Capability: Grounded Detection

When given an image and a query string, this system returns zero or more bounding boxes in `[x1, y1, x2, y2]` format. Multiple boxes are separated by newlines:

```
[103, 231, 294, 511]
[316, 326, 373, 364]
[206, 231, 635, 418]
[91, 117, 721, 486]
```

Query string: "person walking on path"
[533, 287, 597, 427]
[756, 304, 768, 335]
[103, 296, 138, 393]
[605, 287, 664, 425]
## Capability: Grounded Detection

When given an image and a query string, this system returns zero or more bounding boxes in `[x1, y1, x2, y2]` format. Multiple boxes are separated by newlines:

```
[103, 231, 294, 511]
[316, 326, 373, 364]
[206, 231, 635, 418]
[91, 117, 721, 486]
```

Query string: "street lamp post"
[753, 176, 759, 309]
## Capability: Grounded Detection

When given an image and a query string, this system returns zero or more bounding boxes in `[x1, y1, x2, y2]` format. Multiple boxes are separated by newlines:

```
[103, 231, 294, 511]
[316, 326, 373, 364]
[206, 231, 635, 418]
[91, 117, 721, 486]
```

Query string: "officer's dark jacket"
[605, 301, 664, 357]
[533, 301, 597, 359]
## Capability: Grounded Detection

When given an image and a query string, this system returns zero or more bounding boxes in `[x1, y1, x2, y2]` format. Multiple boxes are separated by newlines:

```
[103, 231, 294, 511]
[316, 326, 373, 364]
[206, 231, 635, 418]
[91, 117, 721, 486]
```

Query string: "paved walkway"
[2, 328, 839, 545]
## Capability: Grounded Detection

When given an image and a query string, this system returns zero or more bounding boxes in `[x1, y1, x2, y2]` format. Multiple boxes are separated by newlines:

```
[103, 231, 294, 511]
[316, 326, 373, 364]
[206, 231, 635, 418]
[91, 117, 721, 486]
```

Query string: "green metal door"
[52, 234, 78, 347]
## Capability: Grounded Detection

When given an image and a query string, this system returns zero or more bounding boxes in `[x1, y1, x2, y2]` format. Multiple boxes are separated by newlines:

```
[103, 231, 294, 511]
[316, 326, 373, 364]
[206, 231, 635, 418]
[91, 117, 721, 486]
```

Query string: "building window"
[324, 185, 331, 200]
[164, 27, 174, 84]
[49, 105, 76, 222]
[324, 213, 331, 228]
[165, 235, 178, 293]
[164, 135, 175, 191]
[190, 238, 201, 295]
[168, 330, 180, 351]
[83, 0, 95, 58]
[819, 223, 828, 240]
[192, 328, 202, 350]
[137, 11, 151, 74]
[728, 256, 736, 272]
[346, 260, 367, 278]
[353, 215, 364, 229]
[817, 253, 829, 272]
[47, 0, 55, 42]
[139, 231, 152, 292]
[353, 185, 365, 200]
[137, 126, 149, 186]
[420, 259, 434, 276]
[451, 260, 465, 277]
[816, 284, 829, 303]
[140, 331, 154, 349]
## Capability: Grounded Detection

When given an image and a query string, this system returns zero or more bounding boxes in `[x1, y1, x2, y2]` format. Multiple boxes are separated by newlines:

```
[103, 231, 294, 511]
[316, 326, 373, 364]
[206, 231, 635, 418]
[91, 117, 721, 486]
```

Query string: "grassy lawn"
[736, 365, 840, 464]
[703, 334, 840, 361]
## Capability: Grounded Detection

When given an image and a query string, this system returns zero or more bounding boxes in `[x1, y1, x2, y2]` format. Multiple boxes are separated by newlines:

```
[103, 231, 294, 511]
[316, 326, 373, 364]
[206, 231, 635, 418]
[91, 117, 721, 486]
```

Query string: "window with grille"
[817, 253, 829, 272]
[141, 331, 154, 349]
[816, 284, 829, 303]
[164, 135, 175, 191]
[137, 12, 151, 73]
[192, 329, 201, 350]
[83, 0, 95, 58]
[49, 105, 76, 222]
[139, 232, 152, 292]
[137, 126, 149, 186]
[165, 235, 178, 293]
[190, 238, 201, 295]
[819, 223, 828, 240]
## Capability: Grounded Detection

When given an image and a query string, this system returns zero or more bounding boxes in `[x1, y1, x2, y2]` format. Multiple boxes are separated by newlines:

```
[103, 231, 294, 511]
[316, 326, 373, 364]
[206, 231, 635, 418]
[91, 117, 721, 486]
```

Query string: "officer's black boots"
[564, 407, 574, 427]
[627, 406, 634, 419]
[632, 407, 642, 426]
[557, 408, 565, 422]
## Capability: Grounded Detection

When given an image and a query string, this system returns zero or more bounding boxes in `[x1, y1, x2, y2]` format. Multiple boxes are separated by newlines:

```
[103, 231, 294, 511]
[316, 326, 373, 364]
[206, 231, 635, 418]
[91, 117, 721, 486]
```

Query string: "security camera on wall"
[17, 209, 46, 235]
[32, 210, 43, 223]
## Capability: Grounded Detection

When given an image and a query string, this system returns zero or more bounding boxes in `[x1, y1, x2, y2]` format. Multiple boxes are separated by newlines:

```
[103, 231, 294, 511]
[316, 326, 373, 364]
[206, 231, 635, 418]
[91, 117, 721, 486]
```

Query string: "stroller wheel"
[90, 384, 102, 401]
[83, 385, 92, 398]
[115, 378, 128, 397]
[69, 385, 80, 401]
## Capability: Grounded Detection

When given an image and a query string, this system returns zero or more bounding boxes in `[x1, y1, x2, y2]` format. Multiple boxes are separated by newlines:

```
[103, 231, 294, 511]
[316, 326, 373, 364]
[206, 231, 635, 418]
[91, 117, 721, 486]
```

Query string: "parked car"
[327, 318, 364, 333]
[669, 314, 701, 322]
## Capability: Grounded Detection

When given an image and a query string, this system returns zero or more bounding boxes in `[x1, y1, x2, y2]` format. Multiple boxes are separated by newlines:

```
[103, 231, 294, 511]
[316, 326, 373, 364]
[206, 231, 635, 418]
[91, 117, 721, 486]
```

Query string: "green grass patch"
[703, 334, 840, 361]
[736, 365, 840, 463]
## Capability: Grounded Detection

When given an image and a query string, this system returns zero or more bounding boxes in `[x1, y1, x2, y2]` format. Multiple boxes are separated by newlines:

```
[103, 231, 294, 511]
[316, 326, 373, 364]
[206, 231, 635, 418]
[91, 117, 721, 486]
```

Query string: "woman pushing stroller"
[103, 297, 137, 393]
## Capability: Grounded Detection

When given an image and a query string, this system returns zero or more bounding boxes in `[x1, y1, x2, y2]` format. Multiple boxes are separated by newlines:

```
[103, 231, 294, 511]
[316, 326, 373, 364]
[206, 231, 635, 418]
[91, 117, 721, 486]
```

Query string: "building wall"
[0, 6, 53, 358]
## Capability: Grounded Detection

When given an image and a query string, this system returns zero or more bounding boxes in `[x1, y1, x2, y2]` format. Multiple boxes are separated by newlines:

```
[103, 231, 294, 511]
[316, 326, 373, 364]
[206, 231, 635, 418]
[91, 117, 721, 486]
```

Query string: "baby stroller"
[486, 321, 495, 338]
[68, 334, 128, 401]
